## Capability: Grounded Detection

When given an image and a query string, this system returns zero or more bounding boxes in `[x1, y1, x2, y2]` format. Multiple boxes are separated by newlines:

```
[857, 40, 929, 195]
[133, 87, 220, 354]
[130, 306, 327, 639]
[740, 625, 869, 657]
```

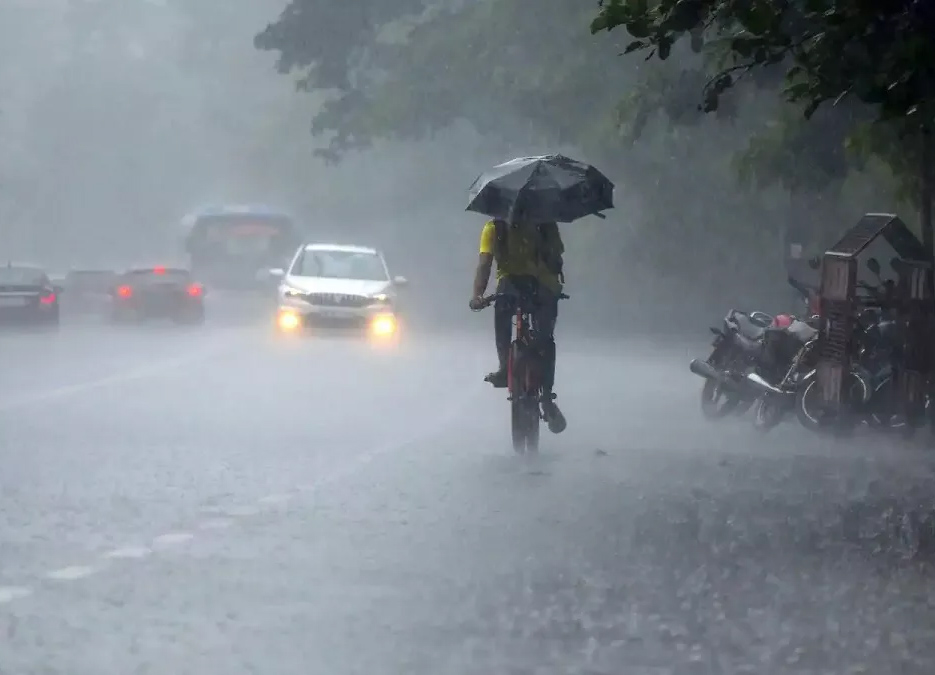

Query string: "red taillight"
[187, 283, 202, 297]
[40, 292, 56, 305]
[117, 285, 133, 298]
[153, 266, 166, 275]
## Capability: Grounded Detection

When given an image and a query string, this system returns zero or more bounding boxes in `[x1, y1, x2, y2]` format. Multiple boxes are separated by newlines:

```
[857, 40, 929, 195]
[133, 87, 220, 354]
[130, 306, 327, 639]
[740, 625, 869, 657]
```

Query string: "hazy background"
[0, 0, 912, 335]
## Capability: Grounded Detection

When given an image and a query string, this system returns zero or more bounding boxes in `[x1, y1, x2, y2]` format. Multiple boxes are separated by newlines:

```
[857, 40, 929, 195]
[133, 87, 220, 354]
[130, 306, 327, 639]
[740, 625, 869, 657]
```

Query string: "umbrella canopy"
[466, 154, 614, 223]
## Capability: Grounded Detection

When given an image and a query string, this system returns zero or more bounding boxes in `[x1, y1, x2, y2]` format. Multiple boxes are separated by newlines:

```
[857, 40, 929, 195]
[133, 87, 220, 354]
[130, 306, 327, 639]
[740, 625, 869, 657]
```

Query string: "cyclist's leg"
[532, 286, 558, 395]
[487, 277, 514, 387]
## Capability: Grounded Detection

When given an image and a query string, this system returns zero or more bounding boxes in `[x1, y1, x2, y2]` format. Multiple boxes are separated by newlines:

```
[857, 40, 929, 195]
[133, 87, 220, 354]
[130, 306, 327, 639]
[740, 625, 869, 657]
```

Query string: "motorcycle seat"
[785, 320, 818, 343]
[732, 314, 767, 341]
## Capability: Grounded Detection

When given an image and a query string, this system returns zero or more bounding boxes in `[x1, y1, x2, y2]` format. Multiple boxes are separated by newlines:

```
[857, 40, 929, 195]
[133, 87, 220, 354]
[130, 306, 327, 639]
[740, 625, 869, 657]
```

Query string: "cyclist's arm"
[473, 222, 496, 298]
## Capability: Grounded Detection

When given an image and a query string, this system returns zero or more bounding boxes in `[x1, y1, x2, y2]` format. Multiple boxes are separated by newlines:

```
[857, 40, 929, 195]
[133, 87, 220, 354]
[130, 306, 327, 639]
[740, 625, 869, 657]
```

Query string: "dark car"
[0, 263, 61, 328]
[62, 269, 117, 318]
[110, 266, 205, 324]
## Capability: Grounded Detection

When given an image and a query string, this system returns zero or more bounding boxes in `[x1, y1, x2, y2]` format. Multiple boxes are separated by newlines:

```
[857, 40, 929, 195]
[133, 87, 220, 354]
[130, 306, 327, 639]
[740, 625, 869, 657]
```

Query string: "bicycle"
[475, 289, 569, 453]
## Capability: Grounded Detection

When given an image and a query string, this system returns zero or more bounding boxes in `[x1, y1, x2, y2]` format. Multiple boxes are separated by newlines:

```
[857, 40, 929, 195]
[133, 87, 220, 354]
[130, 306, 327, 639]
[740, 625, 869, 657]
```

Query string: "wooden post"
[923, 124, 933, 264]
[923, 71, 934, 265]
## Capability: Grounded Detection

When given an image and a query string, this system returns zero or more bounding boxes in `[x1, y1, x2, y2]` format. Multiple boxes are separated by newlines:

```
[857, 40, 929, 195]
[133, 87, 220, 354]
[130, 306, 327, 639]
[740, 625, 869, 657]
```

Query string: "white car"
[271, 243, 407, 338]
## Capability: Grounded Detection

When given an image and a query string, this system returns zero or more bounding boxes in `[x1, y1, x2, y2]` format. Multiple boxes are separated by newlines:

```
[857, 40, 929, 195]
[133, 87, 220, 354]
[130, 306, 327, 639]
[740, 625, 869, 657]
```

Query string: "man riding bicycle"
[469, 217, 565, 430]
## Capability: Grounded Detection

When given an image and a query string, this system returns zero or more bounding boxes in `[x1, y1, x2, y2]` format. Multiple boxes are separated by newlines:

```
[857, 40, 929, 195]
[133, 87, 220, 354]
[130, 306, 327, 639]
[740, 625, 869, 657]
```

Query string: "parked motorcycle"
[793, 259, 913, 435]
[747, 317, 820, 431]
[690, 309, 774, 419]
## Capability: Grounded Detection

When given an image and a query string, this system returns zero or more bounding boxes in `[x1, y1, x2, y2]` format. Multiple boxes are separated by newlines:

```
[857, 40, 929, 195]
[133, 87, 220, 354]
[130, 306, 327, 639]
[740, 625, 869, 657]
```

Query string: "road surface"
[1, 317, 934, 674]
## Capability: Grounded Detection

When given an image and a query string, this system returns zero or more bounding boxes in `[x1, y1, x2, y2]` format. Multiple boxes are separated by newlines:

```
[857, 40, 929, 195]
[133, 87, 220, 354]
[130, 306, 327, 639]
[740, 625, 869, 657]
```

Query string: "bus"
[181, 205, 303, 289]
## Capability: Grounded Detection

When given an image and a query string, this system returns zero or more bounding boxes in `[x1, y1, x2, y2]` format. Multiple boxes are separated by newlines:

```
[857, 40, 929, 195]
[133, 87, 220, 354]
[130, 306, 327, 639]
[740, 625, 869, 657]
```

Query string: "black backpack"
[492, 219, 564, 283]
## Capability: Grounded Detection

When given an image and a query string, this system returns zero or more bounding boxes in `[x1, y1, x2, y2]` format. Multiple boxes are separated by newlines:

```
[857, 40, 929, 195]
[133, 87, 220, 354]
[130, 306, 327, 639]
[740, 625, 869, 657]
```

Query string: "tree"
[253, 0, 431, 160]
[250, 0, 919, 325]
[591, 0, 935, 256]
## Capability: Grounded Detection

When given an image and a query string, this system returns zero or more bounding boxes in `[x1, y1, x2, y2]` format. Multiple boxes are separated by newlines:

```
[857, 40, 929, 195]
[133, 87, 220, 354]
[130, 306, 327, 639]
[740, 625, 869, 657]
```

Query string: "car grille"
[302, 292, 370, 308]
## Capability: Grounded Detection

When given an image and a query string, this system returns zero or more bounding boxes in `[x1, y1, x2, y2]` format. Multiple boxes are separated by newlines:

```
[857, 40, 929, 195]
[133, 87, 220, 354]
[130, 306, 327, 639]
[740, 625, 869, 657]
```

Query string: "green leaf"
[624, 40, 646, 54]
[783, 81, 811, 101]
[625, 19, 652, 39]
[729, 36, 759, 58]
[739, 2, 775, 36]
[803, 99, 821, 119]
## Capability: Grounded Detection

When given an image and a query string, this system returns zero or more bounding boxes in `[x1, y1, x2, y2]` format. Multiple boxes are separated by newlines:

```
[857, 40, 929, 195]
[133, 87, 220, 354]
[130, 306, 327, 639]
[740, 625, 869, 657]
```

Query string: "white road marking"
[152, 532, 194, 546]
[0, 384, 481, 605]
[198, 518, 234, 530]
[47, 566, 96, 581]
[103, 546, 152, 560]
[257, 493, 292, 505]
[0, 586, 32, 603]
[0, 342, 240, 411]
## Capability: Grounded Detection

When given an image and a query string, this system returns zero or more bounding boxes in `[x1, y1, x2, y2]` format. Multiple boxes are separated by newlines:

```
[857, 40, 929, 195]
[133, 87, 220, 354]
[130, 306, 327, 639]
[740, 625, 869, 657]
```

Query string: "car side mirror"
[866, 257, 881, 276]
[393, 275, 408, 286]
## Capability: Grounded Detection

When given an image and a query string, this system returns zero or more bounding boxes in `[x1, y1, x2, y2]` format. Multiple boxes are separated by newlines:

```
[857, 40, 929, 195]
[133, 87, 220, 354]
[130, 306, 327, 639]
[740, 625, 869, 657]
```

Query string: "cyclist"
[469, 217, 565, 431]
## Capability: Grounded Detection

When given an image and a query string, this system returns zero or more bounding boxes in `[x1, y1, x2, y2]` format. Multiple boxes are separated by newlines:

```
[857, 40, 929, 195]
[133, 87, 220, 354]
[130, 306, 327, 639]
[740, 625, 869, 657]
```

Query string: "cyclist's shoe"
[484, 367, 508, 388]
[541, 393, 566, 434]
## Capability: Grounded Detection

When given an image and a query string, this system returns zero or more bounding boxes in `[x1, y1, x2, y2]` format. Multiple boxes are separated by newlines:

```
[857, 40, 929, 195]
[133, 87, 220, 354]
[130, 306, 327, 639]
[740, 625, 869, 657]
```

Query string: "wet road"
[1, 318, 935, 674]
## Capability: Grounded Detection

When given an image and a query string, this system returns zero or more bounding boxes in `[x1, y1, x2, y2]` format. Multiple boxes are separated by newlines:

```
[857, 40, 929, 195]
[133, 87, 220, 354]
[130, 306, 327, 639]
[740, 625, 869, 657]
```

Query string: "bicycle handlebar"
[472, 291, 570, 311]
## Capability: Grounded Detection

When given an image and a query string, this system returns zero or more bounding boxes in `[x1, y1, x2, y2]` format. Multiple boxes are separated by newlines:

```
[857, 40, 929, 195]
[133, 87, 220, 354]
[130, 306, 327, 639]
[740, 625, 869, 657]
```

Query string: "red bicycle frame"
[506, 306, 537, 396]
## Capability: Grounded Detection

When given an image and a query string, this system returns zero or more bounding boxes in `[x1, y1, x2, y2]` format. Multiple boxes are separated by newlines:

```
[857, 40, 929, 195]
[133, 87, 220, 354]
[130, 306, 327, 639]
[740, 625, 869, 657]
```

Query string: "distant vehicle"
[181, 204, 303, 290]
[272, 244, 407, 339]
[110, 266, 205, 325]
[62, 269, 117, 317]
[0, 263, 61, 327]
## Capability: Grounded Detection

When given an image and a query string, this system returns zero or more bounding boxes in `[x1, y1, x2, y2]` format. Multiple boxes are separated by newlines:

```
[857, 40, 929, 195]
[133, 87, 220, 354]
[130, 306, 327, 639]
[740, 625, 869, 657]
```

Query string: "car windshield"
[292, 249, 387, 281]
[122, 269, 191, 285]
[0, 267, 46, 284]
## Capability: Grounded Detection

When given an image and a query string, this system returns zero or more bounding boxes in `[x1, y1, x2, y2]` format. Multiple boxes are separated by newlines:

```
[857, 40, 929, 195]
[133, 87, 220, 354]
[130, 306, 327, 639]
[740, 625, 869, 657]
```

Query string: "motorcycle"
[793, 261, 913, 435]
[794, 306, 909, 434]
[746, 317, 820, 431]
[743, 276, 821, 431]
[690, 309, 774, 419]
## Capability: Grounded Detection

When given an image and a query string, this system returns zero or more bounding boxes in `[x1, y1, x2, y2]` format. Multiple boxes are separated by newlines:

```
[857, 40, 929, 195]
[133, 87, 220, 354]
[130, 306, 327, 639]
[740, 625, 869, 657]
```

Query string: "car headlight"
[277, 308, 301, 332]
[281, 285, 304, 298]
[370, 293, 391, 304]
[369, 312, 397, 337]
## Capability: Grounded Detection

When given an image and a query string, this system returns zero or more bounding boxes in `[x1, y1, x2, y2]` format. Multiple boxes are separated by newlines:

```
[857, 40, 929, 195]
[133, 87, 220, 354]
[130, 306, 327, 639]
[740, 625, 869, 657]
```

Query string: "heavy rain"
[1, 1, 935, 673]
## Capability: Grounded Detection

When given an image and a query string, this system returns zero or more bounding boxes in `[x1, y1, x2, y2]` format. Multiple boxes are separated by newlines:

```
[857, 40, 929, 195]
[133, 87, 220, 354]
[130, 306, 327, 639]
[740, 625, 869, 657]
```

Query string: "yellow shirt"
[478, 220, 562, 293]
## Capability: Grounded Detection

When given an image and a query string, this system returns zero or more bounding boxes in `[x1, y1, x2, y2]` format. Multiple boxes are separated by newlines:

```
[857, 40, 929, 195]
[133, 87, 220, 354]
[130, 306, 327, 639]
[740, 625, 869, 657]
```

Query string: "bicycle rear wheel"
[509, 343, 540, 454]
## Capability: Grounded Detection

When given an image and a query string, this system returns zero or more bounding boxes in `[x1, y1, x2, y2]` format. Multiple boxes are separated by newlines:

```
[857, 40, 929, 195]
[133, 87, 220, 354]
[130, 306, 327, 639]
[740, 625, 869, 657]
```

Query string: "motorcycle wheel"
[700, 378, 740, 419]
[795, 372, 869, 432]
[753, 396, 785, 432]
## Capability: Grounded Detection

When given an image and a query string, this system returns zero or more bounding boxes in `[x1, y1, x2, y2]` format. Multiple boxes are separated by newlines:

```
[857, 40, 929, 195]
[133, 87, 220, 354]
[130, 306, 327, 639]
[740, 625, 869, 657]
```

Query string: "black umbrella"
[466, 154, 614, 223]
